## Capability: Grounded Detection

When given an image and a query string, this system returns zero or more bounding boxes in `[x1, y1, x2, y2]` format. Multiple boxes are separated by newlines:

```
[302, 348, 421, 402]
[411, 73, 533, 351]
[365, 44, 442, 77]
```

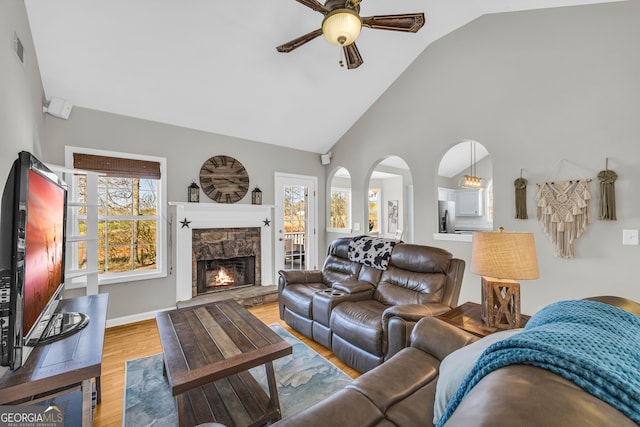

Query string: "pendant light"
[459, 141, 487, 189]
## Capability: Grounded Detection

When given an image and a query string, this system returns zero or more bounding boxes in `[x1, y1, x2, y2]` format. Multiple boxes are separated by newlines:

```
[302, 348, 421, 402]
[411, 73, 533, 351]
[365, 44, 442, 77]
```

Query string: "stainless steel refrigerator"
[438, 201, 456, 233]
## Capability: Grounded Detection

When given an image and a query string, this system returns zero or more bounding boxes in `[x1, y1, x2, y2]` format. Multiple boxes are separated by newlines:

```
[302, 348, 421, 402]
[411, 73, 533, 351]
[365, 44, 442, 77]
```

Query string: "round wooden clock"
[199, 155, 249, 203]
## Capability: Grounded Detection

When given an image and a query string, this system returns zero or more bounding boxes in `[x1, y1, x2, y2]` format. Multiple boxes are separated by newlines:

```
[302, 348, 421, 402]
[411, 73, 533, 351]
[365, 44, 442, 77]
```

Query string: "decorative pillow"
[433, 328, 524, 425]
[347, 235, 397, 270]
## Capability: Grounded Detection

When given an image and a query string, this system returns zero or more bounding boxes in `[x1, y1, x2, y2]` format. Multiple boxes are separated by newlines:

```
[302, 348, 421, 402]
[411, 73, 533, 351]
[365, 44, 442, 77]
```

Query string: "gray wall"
[4, 0, 640, 321]
[0, 0, 45, 172]
[328, 1, 640, 313]
[42, 108, 325, 319]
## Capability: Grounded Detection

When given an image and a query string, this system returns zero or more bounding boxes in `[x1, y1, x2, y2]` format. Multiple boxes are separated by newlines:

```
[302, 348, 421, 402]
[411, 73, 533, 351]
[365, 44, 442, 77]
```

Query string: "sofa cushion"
[323, 255, 362, 286]
[375, 276, 446, 306]
[373, 244, 452, 306]
[433, 328, 523, 424]
[272, 388, 386, 427]
[280, 283, 327, 317]
[328, 236, 352, 258]
[388, 244, 452, 273]
[349, 347, 439, 411]
[331, 300, 387, 355]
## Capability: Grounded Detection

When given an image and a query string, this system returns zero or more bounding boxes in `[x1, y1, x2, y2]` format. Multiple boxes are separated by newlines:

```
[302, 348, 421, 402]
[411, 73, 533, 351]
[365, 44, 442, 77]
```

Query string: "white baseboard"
[106, 306, 175, 328]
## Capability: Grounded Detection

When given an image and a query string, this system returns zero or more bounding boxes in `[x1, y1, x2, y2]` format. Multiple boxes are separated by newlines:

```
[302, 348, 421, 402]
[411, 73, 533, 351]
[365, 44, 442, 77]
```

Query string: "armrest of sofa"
[382, 303, 451, 323]
[382, 303, 452, 360]
[333, 280, 375, 295]
[278, 269, 323, 289]
[410, 317, 479, 361]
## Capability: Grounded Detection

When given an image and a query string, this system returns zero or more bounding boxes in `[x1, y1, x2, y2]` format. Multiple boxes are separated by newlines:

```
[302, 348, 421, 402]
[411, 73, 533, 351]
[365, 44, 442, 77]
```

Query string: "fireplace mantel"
[169, 202, 274, 303]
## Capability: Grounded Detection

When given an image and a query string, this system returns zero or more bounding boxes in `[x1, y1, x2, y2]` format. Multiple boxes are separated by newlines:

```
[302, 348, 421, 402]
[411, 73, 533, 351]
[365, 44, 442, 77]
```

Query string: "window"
[368, 188, 380, 233]
[328, 187, 351, 231]
[66, 147, 167, 284]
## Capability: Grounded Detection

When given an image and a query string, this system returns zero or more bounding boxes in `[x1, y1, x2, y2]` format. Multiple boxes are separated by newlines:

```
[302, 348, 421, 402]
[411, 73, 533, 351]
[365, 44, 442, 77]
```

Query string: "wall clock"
[199, 155, 249, 203]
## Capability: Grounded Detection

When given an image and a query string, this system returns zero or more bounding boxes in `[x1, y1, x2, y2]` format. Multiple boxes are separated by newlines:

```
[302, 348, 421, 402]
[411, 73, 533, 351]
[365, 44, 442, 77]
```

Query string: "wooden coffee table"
[156, 299, 292, 427]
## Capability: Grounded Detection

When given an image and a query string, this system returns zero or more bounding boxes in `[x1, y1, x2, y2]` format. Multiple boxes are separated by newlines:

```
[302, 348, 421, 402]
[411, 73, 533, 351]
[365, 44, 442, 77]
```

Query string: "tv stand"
[0, 294, 107, 427]
[38, 311, 90, 345]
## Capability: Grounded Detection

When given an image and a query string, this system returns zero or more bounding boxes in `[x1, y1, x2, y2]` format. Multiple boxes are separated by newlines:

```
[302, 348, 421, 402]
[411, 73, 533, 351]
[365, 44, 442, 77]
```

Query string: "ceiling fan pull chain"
[339, 48, 345, 67]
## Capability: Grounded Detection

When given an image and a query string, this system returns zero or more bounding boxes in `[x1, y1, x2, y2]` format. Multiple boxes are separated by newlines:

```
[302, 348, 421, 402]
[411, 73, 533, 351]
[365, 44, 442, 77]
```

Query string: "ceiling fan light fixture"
[322, 8, 362, 46]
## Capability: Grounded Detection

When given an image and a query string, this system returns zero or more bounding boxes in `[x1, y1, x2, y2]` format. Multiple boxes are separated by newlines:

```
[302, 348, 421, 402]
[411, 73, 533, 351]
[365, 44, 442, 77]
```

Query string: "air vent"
[13, 32, 24, 64]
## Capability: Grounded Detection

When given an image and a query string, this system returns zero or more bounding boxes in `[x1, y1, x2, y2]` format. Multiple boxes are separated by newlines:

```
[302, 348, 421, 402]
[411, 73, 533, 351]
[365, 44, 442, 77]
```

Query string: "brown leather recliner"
[278, 237, 465, 373]
[273, 296, 640, 427]
[330, 243, 465, 373]
[278, 237, 365, 340]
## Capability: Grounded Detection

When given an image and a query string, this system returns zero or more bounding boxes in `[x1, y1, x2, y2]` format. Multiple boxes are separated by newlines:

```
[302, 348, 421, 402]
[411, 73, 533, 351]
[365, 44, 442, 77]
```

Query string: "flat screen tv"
[0, 151, 88, 370]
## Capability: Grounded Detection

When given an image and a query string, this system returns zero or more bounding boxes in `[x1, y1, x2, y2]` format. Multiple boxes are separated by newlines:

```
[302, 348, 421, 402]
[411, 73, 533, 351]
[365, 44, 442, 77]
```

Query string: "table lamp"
[471, 228, 539, 329]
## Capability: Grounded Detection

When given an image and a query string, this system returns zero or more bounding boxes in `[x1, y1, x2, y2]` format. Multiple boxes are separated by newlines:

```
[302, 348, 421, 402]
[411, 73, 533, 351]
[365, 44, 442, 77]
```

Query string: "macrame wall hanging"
[514, 170, 528, 219]
[597, 158, 617, 220]
[536, 179, 591, 259]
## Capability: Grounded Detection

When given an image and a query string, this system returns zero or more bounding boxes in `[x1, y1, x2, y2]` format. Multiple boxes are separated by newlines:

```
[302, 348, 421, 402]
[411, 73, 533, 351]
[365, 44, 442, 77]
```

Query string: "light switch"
[353, 222, 360, 231]
[622, 229, 639, 245]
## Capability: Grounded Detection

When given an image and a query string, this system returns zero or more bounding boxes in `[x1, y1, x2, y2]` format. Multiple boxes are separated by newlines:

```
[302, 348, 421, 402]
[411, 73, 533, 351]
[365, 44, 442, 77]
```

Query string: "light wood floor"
[93, 301, 360, 427]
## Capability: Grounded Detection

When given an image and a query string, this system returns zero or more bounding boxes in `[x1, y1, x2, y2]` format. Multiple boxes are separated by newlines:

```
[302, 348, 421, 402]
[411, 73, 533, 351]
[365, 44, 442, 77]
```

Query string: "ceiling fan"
[276, 0, 425, 69]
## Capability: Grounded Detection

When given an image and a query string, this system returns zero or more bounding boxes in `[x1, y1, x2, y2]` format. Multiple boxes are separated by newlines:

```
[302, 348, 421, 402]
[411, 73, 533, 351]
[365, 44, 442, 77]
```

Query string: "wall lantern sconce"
[252, 187, 263, 205]
[188, 180, 200, 203]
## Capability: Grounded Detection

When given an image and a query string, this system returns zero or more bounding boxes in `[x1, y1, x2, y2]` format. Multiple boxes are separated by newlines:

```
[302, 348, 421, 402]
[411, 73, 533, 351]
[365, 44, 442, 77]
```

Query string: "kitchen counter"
[433, 232, 473, 242]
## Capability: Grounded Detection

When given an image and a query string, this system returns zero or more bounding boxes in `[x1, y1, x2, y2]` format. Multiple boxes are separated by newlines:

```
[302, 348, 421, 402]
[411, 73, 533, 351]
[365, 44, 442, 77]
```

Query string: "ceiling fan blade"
[276, 28, 323, 53]
[361, 13, 426, 33]
[296, 0, 330, 14]
[343, 43, 363, 69]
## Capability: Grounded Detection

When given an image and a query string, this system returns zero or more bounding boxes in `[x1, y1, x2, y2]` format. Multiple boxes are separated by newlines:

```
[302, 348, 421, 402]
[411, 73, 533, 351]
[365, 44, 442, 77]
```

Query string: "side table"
[436, 301, 530, 338]
[0, 294, 108, 427]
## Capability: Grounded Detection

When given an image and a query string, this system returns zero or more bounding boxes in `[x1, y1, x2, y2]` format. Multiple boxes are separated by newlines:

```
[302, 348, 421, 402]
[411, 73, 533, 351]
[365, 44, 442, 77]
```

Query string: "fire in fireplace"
[197, 256, 256, 294]
[213, 266, 233, 286]
[191, 227, 262, 297]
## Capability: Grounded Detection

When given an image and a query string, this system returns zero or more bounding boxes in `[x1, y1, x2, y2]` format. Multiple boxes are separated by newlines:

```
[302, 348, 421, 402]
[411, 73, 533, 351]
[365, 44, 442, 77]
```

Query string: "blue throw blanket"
[436, 299, 640, 426]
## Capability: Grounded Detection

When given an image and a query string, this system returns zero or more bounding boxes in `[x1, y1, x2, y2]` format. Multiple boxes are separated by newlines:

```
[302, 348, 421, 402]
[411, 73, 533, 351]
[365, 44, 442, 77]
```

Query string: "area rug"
[123, 323, 352, 426]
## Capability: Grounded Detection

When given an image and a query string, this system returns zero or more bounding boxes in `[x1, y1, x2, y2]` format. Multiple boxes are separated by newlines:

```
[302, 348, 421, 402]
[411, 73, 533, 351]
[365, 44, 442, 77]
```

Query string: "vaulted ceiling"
[25, 0, 620, 154]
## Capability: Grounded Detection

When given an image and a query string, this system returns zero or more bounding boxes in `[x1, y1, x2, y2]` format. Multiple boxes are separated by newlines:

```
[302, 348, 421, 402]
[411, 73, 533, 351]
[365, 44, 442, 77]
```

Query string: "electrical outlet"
[622, 229, 639, 246]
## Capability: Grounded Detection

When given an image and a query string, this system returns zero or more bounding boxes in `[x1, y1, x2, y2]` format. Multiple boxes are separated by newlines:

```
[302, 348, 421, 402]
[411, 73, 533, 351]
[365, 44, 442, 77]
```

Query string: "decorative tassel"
[597, 169, 617, 220]
[514, 177, 528, 219]
[536, 180, 591, 259]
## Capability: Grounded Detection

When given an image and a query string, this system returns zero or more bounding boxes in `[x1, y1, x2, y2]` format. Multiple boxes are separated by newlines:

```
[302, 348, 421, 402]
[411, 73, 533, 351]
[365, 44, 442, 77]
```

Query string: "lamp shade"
[471, 229, 539, 280]
[322, 9, 362, 46]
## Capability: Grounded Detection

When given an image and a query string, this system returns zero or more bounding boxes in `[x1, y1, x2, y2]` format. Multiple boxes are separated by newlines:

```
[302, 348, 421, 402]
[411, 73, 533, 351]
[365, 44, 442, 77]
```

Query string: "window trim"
[65, 146, 167, 285]
[327, 186, 352, 232]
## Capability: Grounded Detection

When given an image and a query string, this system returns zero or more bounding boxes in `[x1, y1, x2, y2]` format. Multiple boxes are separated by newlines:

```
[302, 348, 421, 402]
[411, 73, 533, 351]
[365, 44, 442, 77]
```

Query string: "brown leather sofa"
[273, 296, 640, 427]
[278, 236, 465, 373]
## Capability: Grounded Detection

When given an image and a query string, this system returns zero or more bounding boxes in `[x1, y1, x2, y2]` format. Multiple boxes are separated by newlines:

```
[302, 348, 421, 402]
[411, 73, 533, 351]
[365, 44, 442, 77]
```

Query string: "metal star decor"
[263, 218, 271, 227]
[180, 218, 191, 229]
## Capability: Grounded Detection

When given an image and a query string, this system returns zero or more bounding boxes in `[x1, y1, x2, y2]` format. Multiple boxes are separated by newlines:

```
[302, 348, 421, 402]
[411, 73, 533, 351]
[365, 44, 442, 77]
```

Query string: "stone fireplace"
[192, 227, 260, 296]
[170, 202, 274, 303]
